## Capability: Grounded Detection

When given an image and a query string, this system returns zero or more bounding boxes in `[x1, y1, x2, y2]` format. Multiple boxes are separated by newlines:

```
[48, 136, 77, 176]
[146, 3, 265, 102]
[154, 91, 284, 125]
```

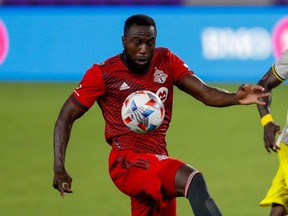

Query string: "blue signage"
[0, 6, 287, 82]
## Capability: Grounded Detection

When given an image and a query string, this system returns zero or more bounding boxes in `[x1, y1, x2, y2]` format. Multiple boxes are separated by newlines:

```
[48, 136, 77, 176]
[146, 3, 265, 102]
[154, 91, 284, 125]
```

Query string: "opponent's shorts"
[260, 142, 288, 212]
[108, 148, 185, 216]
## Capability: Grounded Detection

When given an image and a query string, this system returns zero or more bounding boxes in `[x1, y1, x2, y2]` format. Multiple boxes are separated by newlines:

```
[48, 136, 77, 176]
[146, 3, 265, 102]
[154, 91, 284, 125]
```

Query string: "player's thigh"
[161, 198, 177, 216]
[131, 196, 177, 216]
[109, 149, 184, 198]
[260, 153, 288, 208]
[279, 143, 288, 186]
[109, 149, 150, 196]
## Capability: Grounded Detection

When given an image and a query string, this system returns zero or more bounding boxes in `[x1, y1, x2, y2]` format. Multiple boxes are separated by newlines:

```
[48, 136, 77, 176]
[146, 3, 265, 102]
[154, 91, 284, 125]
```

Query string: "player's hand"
[263, 122, 281, 153]
[236, 84, 269, 105]
[53, 171, 73, 198]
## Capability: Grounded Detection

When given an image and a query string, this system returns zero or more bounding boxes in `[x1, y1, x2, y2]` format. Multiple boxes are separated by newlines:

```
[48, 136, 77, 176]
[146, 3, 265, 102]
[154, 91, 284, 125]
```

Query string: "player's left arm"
[257, 67, 283, 152]
[178, 74, 269, 107]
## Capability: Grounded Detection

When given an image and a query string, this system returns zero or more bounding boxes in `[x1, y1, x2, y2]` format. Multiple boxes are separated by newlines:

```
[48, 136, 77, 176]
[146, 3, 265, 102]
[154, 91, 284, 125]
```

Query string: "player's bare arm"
[53, 99, 85, 198]
[257, 68, 283, 152]
[179, 74, 269, 107]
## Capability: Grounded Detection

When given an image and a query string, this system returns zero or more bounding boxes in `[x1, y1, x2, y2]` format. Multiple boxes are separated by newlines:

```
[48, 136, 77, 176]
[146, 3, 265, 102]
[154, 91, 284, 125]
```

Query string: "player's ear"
[122, 36, 126, 48]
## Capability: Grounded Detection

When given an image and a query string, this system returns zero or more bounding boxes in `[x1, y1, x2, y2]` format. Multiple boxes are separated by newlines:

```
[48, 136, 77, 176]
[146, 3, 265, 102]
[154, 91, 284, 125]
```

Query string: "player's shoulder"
[155, 47, 172, 55]
[155, 47, 181, 65]
[98, 54, 123, 70]
[155, 47, 176, 59]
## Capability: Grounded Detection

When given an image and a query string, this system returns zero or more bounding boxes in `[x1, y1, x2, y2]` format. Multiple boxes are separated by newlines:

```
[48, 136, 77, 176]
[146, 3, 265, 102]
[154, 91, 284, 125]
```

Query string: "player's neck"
[120, 51, 150, 74]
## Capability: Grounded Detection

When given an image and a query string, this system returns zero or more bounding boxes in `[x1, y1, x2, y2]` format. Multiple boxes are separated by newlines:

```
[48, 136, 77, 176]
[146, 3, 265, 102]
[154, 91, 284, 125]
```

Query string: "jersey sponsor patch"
[156, 87, 169, 104]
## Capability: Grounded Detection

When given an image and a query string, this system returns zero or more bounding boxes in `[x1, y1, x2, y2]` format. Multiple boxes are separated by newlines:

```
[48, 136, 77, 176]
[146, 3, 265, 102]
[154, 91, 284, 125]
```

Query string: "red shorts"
[108, 149, 185, 216]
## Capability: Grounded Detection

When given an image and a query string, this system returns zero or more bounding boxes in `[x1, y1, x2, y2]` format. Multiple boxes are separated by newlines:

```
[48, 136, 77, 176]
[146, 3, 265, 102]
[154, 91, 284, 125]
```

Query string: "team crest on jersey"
[154, 68, 168, 84]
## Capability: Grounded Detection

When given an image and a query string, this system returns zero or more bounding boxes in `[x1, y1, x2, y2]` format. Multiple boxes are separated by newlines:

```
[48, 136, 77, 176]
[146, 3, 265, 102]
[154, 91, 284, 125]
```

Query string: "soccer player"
[257, 49, 288, 216]
[53, 14, 269, 216]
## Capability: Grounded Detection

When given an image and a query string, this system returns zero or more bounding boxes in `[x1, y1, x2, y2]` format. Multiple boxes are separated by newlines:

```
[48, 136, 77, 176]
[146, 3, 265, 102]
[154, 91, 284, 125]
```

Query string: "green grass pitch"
[0, 82, 287, 216]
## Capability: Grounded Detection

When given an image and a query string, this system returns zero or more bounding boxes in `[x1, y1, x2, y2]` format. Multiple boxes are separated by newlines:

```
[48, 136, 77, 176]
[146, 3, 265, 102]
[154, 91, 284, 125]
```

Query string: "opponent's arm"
[179, 74, 268, 107]
[53, 98, 85, 198]
[257, 68, 283, 153]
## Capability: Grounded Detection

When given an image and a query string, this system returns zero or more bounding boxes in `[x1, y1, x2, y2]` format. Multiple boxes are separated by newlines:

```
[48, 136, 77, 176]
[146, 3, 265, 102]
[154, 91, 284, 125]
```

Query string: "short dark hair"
[124, 14, 157, 36]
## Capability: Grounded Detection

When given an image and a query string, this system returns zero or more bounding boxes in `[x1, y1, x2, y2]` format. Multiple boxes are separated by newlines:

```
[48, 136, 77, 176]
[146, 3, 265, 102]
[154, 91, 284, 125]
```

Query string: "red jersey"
[70, 47, 193, 155]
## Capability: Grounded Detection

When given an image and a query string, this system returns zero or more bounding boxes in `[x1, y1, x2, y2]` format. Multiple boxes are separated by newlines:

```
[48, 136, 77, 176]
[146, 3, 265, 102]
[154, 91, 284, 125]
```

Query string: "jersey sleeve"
[70, 64, 106, 112]
[274, 49, 288, 81]
[167, 50, 194, 85]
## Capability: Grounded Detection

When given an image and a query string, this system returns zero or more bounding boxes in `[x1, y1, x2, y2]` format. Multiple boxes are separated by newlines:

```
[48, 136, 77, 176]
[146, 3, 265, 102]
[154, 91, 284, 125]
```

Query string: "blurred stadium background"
[0, 1, 288, 216]
[0, 0, 287, 5]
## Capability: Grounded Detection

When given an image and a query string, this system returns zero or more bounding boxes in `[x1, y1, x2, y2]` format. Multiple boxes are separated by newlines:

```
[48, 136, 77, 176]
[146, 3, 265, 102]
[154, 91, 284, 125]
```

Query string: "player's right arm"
[257, 66, 283, 153]
[53, 98, 85, 198]
[52, 64, 105, 198]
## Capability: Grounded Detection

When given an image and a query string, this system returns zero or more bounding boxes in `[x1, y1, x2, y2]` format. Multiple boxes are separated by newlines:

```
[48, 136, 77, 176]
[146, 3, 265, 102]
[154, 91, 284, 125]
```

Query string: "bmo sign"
[201, 16, 288, 61]
[201, 27, 271, 60]
[0, 19, 8, 65]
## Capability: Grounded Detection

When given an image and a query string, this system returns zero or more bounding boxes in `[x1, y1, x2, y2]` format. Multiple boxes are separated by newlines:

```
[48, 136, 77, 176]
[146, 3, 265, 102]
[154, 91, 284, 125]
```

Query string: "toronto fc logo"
[154, 68, 168, 84]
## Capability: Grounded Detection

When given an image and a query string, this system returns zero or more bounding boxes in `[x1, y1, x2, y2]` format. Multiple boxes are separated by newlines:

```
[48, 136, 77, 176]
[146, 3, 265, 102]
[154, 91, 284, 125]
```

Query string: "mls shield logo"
[154, 68, 168, 84]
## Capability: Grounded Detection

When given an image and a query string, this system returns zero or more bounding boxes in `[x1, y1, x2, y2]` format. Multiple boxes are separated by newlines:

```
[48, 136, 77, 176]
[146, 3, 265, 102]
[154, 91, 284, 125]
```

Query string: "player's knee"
[186, 173, 223, 216]
[175, 164, 198, 196]
[185, 172, 208, 198]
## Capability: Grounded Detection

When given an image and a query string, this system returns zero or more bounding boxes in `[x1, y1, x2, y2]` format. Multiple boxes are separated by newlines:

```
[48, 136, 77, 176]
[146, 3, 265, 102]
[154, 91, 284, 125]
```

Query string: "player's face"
[122, 24, 156, 73]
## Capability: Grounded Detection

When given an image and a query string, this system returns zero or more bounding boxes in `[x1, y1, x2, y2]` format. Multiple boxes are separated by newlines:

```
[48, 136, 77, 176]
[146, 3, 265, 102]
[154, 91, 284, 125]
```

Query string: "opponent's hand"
[53, 171, 73, 198]
[263, 122, 281, 153]
[236, 84, 269, 105]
